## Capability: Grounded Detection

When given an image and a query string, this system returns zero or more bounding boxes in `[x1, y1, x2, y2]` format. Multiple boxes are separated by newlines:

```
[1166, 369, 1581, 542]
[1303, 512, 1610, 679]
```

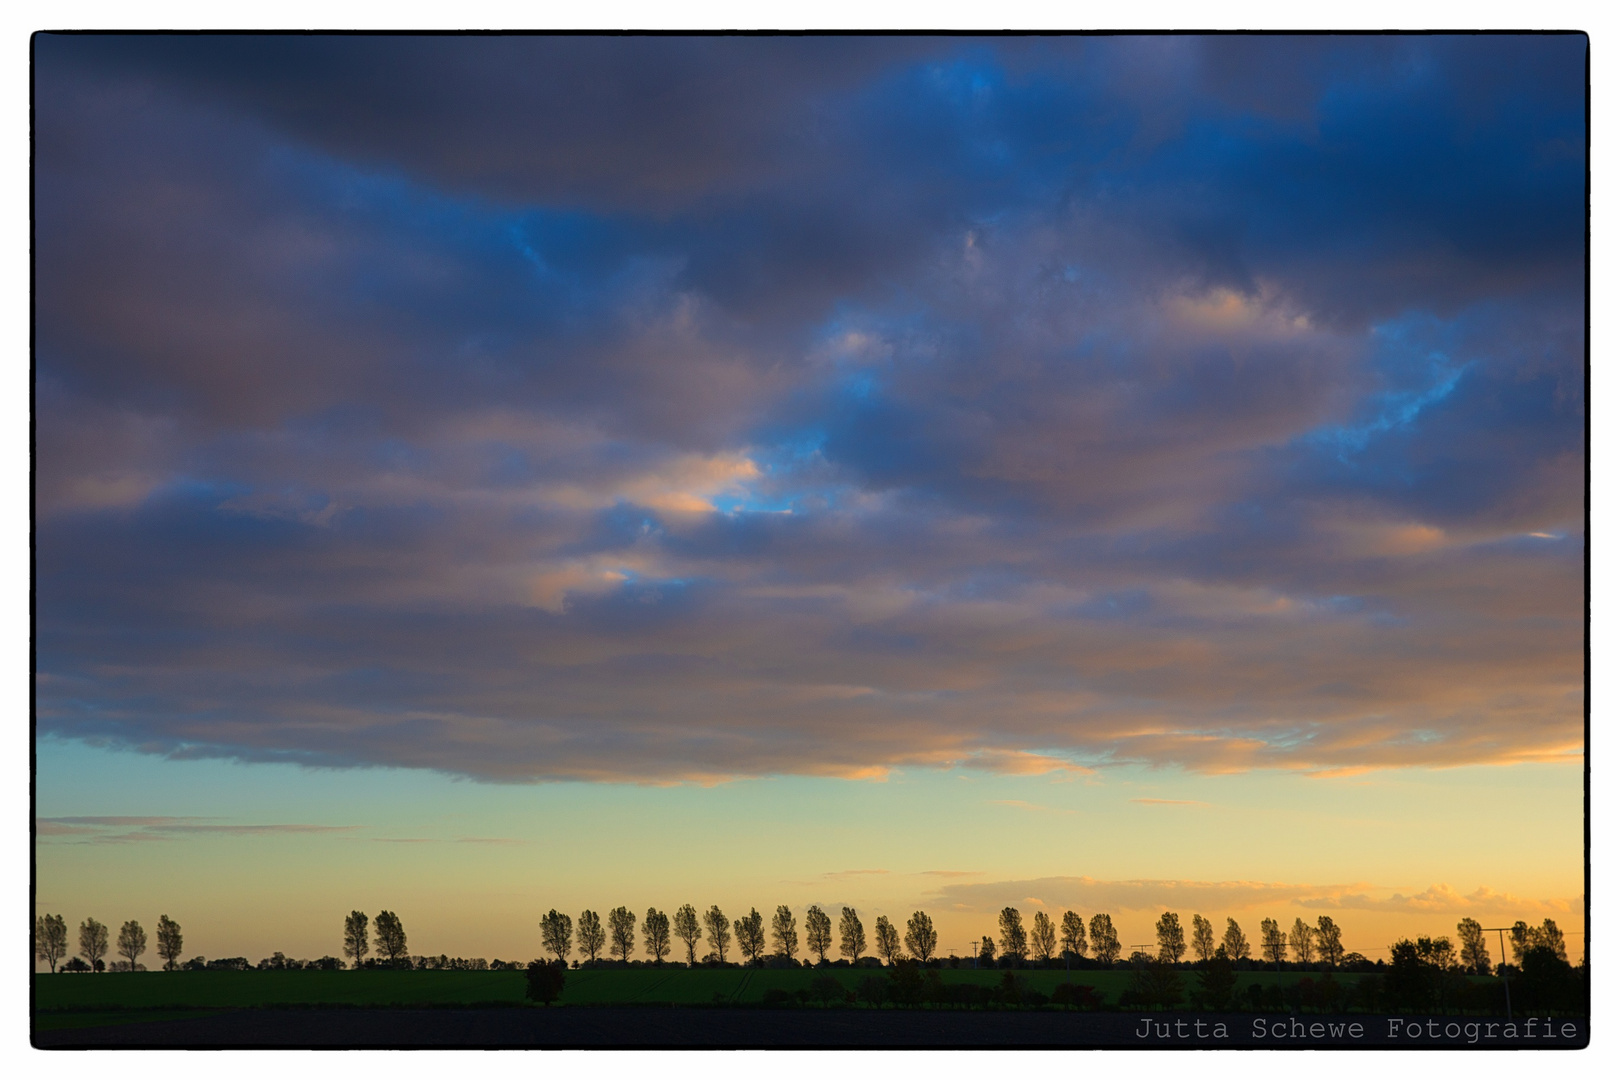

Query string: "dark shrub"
[887, 960, 924, 1005]
[762, 987, 792, 1006]
[524, 960, 567, 1005]
[1051, 983, 1101, 1010]
[808, 974, 842, 1004]
[857, 975, 887, 1006]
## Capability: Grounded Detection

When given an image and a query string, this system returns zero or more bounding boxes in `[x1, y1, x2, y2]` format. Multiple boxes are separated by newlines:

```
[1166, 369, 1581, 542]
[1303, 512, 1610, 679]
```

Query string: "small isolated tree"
[1260, 919, 1286, 964]
[36, 914, 68, 973]
[904, 911, 937, 962]
[1190, 914, 1216, 962]
[1457, 917, 1491, 974]
[839, 907, 866, 961]
[608, 907, 636, 962]
[116, 920, 148, 972]
[997, 908, 1028, 963]
[874, 916, 901, 965]
[576, 910, 606, 962]
[1222, 917, 1250, 961]
[1315, 916, 1344, 968]
[643, 908, 671, 963]
[539, 909, 573, 964]
[79, 918, 108, 973]
[1288, 918, 1316, 964]
[1155, 912, 1185, 963]
[1030, 911, 1058, 961]
[1089, 913, 1121, 965]
[704, 905, 731, 963]
[734, 908, 766, 963]
[978, 936, 996, 965]
[771, 905, 799, 960]
[525, 959, 566, 1005]
[373, 911, 408, 964]
[673, 904, 702, 965]
[156, 915, 183, 971]
[805, 905, 833, 963]
[1059, 910, 1087, 959]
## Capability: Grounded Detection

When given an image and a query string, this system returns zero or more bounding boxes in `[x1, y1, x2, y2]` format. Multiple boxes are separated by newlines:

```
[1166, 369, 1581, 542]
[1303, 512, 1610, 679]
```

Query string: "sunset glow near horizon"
[34, 35, 1585, 967]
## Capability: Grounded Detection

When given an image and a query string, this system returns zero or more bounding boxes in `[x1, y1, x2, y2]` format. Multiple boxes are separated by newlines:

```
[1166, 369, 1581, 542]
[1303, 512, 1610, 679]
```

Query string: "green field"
[35, 966, 1502, 1028]
[33, 967, 1139, 1015]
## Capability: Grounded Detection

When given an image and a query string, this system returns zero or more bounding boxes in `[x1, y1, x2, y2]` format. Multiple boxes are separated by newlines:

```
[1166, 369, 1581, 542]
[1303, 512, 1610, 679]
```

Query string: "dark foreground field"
[34, 1006, 1589, 1049]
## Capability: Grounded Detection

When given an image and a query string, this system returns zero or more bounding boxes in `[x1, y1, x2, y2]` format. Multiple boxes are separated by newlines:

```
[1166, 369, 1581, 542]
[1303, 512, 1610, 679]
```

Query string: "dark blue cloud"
[33, 35, 1585, 781]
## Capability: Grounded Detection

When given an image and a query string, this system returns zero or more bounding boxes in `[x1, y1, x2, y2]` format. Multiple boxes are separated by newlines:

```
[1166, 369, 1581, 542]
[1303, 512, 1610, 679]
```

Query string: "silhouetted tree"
[771, 905, 799, 960]
[1222, 917, 1250, 961]
[1190, 914, 1216, 962]
[115, 920, 147, 971]
[344, 911, 369, 968]
[1260, 919, 1286, 963]
[1456, 917, 1491, 974]
[674, 904, 702, 964]
[1194, 951, 1237, 1009]
[1288, 918, 1316, 964]
[735, 908, 766, 963]
[805, 904, 833, 963]
[608, 906, 636, 962]
[839, 907, 866, 961]
[373, 910, 408, 964]
[35, 914, 68, 973]
[904, 910, 937, 962]
[1030, 911, 1057, 961]
[539, 909, 573, 964]
[642, 908, 671, 963]
[1155, 912, 1185, 963]
[1315, 916, 1344, 967]
[874, 915, 901, 965]
[1538, 919, 1568, 962]
[156, 915, 183, 971]
[1415, 935, 1455, 970]
[998, 908, 1028, 962]
[1509, 920, 1532, 964]
[1060, 910, 1087, 959]
[979, 936, 996, 965]
[704, 905, 731, 963]
[576, 910, 606, 962]
[1089, 913, 1121, 964]
[79, 918, 108, 973]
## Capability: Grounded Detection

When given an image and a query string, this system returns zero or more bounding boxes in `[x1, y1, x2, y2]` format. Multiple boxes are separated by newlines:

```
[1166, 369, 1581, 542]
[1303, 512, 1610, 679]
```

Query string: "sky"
[32, 33, 1586, 968]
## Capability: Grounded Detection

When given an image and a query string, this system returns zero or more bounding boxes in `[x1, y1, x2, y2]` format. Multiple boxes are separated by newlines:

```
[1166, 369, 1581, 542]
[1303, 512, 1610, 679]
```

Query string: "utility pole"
[1482, 926, 1515, 1019]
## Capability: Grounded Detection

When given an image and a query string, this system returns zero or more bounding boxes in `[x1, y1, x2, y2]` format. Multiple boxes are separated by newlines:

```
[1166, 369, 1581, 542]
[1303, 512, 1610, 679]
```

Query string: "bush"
[61, 957, 91, 973]
[808, 974, 843, 1004]
[856, 975, 887, 1007]
[205, 957, 251, 971]
[524, 960, 567, 1005]
[1051, 983, 1101, 1010]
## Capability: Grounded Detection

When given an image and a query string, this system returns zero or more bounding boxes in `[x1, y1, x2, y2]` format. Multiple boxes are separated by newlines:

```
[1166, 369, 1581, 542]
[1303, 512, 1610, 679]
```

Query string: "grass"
[36, 965, 1497, 1019]
[33, 967, 1136, 1015]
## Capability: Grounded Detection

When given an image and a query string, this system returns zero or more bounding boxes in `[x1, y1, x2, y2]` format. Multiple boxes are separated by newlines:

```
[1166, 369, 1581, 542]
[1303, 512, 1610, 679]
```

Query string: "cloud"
[930, 876, 1582, 919]
[1129, 799, 1210, 806]
[36, 817, 357, 843]
[32, 36, 1584, 784]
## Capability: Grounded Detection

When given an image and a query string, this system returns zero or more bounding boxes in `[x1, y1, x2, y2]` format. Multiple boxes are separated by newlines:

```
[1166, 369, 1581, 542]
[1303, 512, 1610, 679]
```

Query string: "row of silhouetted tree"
[538, 904, 939, 965]
[34, 914, 182, 973]
[38, 905, 1574, 976]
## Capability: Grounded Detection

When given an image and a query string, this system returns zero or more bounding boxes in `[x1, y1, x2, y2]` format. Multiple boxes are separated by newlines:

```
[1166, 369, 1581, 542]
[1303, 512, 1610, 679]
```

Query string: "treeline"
[36, 903, 1578, 983]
